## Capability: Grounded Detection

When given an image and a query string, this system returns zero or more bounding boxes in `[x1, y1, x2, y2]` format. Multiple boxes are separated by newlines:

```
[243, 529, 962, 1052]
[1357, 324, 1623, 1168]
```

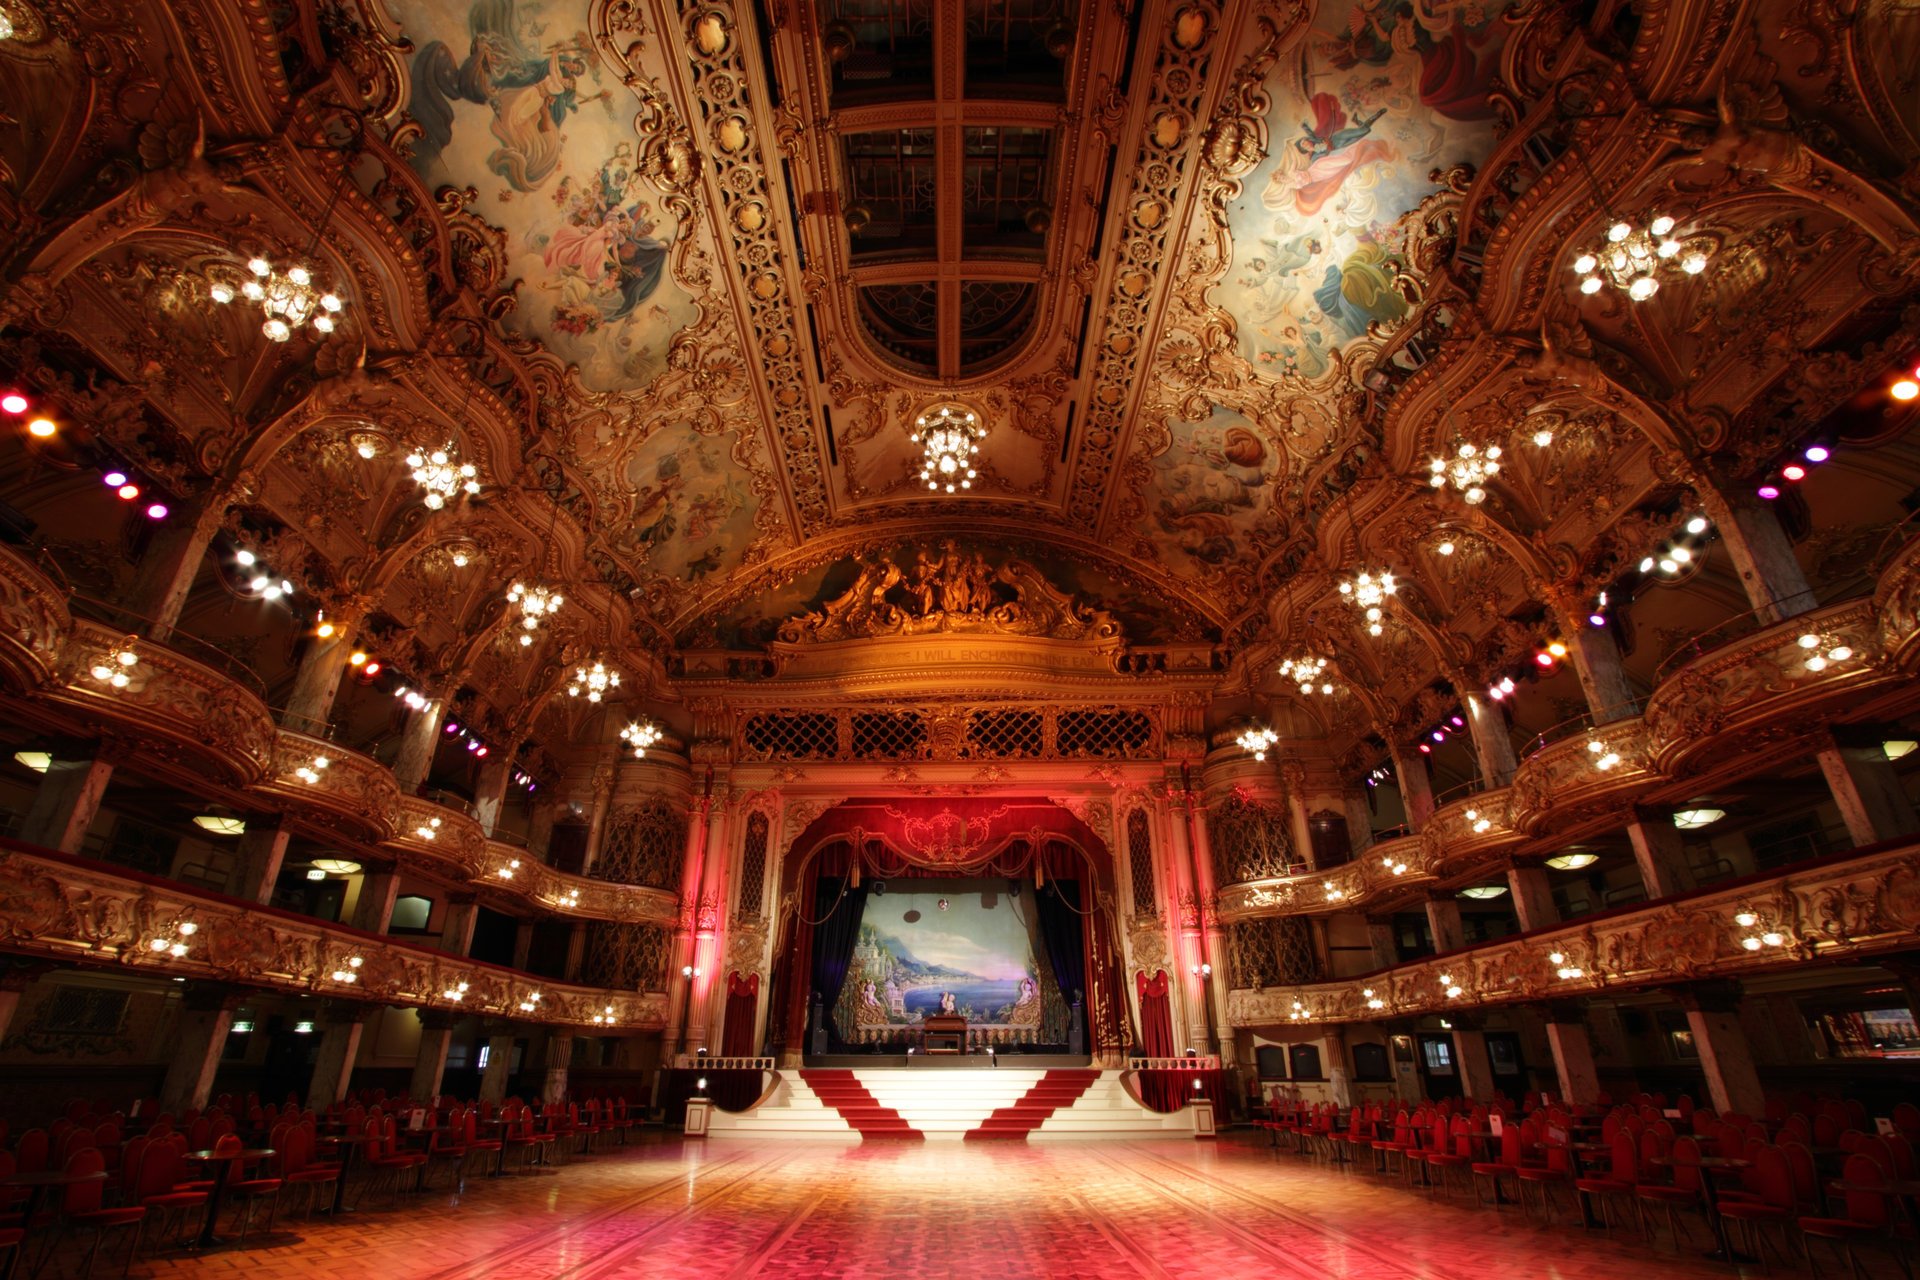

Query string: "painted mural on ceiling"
[611, 427, 758, 586]
[1215, 0, 1514, 377]
[391, 0, 701, 391]
[1145, 404, 1290, 586]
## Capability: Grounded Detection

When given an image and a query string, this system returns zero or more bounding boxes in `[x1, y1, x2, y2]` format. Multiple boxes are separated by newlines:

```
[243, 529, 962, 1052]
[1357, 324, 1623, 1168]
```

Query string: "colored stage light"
[1804, 445, 1830, 463]
[1, 393, 27, 414]
[145, 503, 167, 520]
[102, 471, 127, 487]
[1781, 463, 1807, 482]
[117, 483, 139, 500]
[26, 417, 55, 438]
[1757, 484, 1780, 499]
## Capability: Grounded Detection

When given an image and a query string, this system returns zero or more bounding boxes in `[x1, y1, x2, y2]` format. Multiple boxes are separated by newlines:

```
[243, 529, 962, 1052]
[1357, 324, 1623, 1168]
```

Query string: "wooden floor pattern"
[91, 1133, 1838, 1279]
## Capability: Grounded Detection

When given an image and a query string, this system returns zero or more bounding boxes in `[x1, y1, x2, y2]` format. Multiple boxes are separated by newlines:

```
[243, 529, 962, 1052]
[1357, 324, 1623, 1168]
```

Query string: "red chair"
[359, 1116, 425, 1207]
[13, 1131, 47, 1176]
[1469, 1120, 1529, 1209]
[211, 1132, 282, 1241]
[1717, 1143, 1796, 1267]
[1516, 1125, 1574, 1222]
[1419, 1114, 1472, 1199]
[462, 1109, 503, 1175]
[1370, 1110, 1418, 1177]
[279, 1124, 341, 1219]
[1799, 1152, 1912, 1276]
[43, 1148, 143, 1279]
[1635, 1132, 1707, 1248]
[424, 1109, 470, 1189]
[132, 1138, 209, 1249]
[1574, 1129, 1639, 1231]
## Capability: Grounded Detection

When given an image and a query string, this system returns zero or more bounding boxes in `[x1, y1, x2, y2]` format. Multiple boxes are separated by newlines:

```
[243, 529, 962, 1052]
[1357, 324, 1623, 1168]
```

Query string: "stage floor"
[128, 1132, 1766, 1279]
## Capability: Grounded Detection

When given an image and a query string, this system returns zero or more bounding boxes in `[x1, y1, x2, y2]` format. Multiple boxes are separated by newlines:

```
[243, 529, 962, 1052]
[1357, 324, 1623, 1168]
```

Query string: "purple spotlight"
[102, 471, 127, 488]
[1757, 484, 1780, 500]
[1804, 444, 1830, 463]
[444, 721, 460, 734]
[1432, 730, 1446, 742]
[1589, 612, 1608, 628]
[145, 503, 168, 520]
[1450, 715, 1465, 728]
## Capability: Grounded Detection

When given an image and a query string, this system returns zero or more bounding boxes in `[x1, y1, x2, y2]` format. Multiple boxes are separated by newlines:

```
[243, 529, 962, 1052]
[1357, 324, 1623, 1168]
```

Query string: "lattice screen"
[593, 798, 685, 890]
[850, 711, 926, 759]
[741, 711, 840, 759]
[581, 922, 672, 992]
[1126, 809, 1157, 914]
[965, 709, 1043, 758]
[1057, 709, 1155, 758]
[735, 811, 770, 921]
[1227, 919, 1322, 989]
[1209, 793, 1295, 883]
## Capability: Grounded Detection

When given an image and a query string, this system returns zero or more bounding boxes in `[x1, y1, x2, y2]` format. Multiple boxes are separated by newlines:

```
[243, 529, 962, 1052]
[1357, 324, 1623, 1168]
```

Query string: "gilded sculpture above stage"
[777, 545, 1122, 646]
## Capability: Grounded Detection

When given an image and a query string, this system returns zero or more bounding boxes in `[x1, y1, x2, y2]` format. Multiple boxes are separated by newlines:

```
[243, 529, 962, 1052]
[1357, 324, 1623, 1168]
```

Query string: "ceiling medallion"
[568, 660, 621, 702]
[1573, 213, 1710, 301]
[910, 403, 985, 494]
[1429, 441, 1500, 504]
[210, 256, 345, 342]
[406, 443, 480, 510]
[1338, 571, 1396, 636]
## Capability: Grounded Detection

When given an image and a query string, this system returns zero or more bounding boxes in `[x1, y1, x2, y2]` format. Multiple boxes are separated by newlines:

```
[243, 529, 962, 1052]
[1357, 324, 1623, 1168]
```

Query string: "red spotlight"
[1781, 463, 1807, 482]
[0, 393, 26, 415]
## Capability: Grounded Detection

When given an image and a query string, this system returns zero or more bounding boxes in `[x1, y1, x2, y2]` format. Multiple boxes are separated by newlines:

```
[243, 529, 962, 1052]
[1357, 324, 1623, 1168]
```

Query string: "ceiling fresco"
[1144, 404, 1291, 581]
[395, 0, 703, 391]
[1215, 0, 1513, 376]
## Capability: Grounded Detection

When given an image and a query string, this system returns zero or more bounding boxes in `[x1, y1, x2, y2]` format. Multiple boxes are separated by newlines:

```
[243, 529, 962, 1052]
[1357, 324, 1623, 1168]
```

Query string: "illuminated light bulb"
[1628, 276, 1659, 301]
[1640, 557, 1656, 572]
[1572, 254, 1597, 275]
[1649, 215, 1676, 236]
[1761, 931, 1784, 947]
[316, 622, 335, 638]
[1757, 484, 1780, 500]
[1741, 937, 1763, 951]
[1797, 634, 1820, 649]
[2, 393, 28, 414]
[1681, 251, 1708, 274]
[1828, 646, 1852, 661]
[27, 417, 55, 438]
[1685, 516, 1709, 534]
[1894, 380, 1920, 402]
[1782, 463, 1807, 482]
[1669, 546, 1692, 564]
[1804, 445, 1830, 463]
[349, 651, 368, 666]
[1658, 558, 1678, 574]
[1608, 222, 1632, 243]
[145, 503, 168, 520]
[1436, 541, 1455, 556]
[117, 484, 139, 501]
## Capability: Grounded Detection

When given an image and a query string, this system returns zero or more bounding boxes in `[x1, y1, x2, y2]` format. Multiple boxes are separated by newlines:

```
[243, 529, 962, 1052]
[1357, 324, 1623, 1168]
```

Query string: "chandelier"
[1236, 725, 1278, 762]
[568, 660, 621, 702]
[1429, 441, 1500, 504]
[1572, 214, 1710, 301]
[1338, 570, 1396, 635]
[910, 403, 985, 494]
[211, 256, 345, 342]
[1279, 655, 1333, 695]
[406, 444, 480, 510]
[620, 720, 662, 758]
[508, 582, 562, 646]
[88, 636, 141, 689]
[294, 754, 331, 785]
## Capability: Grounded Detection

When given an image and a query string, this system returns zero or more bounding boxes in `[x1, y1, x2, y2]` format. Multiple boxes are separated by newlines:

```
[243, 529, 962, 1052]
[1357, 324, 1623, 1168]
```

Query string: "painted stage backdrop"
[833, 884, 1068, 1047]
[393, 0, 703, 392]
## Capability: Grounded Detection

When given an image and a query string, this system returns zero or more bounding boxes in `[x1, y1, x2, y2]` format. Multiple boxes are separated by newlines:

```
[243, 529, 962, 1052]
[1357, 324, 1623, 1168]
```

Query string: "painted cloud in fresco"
[1147, 404, 1287, 578]
[613, 429, 756, 584]
[1215, 0, 1514, 377]
[394, 0, 701, 390]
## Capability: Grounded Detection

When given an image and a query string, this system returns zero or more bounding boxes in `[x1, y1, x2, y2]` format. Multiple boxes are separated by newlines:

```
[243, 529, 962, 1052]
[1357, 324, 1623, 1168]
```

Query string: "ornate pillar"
[1320, 1027, 1352, 1106]
[278, 598, 365, 734]
[541, 1032, 572, 1104]
[1540, 1002, 1602, 1105]
[1676, 981, 1766, 1116]
[1343, 787, 1375, 854]
[471, 756, 513, 837]
[439, 895, 479, 955]
[1161, 786, 1207, 1052]
[227, 816, 291, 904]
[159, 985, 241, 1114]
[306, 1002, 373, 1108]
[19, 750, 116, 855]
[687, 791, 733, 1053]
[1459, 686, 1518, 788]
[1625, 810, 1692, 899]
[1816, 732, 1920, 847]
[1697, 488, 1816, 623]
[1425, 895, 1466, 954]
[1506, 864, 1559, 931]
[578, 747, 620, 876]
[408, 1009, 460, 1102]
[1450, 1018, 1495, 1102]
[1550, 591, 1639, 724]
[1384, 736, 1435, 832]
[663, 795, 713, 1061]
[392, 695, 448, 794]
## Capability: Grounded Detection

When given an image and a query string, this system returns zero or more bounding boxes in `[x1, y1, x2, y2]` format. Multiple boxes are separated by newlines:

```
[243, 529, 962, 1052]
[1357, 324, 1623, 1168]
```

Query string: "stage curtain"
[809, 875, 868, 1049]
[1136, 970, 1183, 1111]
[721, 972, 759, 1058]
[1035, 877, 1087, 1033]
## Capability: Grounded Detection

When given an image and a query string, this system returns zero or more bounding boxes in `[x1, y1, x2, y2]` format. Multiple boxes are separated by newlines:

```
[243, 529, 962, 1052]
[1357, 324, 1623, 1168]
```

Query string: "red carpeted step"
[798, 1070, 923, 1140]
[965, 1070, 1104, 1141]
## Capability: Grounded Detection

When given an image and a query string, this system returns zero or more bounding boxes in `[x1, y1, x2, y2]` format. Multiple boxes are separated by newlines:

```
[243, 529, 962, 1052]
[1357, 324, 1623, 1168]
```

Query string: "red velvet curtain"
[721, 972, 760, 1058]
[1135, 970, 1183, 1111]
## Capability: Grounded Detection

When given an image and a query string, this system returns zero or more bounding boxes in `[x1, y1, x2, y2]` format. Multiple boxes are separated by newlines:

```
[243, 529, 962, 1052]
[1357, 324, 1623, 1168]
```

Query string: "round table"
[183, 1148, 274, 1248]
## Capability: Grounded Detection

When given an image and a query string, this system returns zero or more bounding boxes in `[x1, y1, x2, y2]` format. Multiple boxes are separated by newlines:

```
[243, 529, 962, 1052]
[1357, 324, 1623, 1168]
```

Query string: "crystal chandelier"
[211, 256, 345, 342]
[508, 581, 562, 647]
[1236, 725, 1278, 762]
[1429, 441, 1500, 504]
[568, 660, 620, 702]
[1279, 655, 1333, 695]
[620, 720, 662, 758]
[1572, 214, 1710, 301]
[1339, 570, 1396, 635]
[406, 444, 480, 510]
[910, 403, 985, 494]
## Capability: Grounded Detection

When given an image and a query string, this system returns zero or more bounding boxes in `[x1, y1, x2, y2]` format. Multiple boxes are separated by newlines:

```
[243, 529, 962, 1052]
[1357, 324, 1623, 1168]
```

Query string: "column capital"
[418, 1008, 462, 1032]
[1674, 979, 1744, 1015]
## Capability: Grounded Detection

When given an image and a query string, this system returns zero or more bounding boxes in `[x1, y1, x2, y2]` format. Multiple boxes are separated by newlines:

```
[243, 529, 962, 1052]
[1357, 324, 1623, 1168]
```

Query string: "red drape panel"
[1135, 970, 1183, 1111]
[721, 972, 760, 1059]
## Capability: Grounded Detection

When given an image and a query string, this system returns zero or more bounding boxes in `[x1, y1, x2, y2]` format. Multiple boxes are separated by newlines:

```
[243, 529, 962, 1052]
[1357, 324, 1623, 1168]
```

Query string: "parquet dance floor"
[123, 1134, 1784, 1279]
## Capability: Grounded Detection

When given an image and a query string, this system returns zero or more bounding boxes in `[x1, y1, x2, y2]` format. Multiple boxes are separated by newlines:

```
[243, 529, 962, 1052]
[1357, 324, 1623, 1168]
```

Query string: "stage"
[800, 1053, 1092, 1070]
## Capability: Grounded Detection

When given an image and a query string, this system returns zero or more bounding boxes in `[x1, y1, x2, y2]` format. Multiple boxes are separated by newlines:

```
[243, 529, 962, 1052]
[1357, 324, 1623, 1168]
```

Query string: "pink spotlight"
[1757, 484, 1780, 500]
[144, 503, 168, 520]
[1781, 463, 1807, 482]
[1, 393, 27, 415]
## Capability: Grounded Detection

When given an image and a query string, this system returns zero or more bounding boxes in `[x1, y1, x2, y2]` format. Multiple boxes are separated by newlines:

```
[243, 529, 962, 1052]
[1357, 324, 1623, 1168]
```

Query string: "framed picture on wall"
[1668, 1028, 1699, 1061]
[1391, 1034, 1414, 1064]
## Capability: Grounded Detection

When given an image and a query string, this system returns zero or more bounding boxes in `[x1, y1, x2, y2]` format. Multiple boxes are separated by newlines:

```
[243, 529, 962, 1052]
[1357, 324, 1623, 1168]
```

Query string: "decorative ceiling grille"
[965, 709, 1043, 758]
[1126, 809, 1156, 915]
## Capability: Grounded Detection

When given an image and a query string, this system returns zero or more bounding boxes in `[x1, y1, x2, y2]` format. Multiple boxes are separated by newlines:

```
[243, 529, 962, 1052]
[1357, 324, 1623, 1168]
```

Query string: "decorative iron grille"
[593, 798, 685, 890]
[581, 922, 672, 992]
[1227, 919, 1322, 989]
[965, 709, 1043, 758]
[735, 811, 770, 921]
[1210, 793, 1296, 883]
[741, 712, 841, 759]
[1056, 709, 1155, 758]
[1126, 809, 1157, 914]
[850, 711, 927, 759]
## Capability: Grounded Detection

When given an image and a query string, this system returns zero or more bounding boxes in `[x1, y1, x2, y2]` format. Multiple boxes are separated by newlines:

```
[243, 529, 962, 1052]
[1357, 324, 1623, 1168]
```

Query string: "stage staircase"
[705, 1068, 1197, 1141]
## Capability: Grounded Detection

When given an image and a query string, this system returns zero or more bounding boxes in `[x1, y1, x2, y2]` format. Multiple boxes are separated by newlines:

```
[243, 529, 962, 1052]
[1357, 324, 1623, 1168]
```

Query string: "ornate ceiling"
[1, 0, 1918, 768]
